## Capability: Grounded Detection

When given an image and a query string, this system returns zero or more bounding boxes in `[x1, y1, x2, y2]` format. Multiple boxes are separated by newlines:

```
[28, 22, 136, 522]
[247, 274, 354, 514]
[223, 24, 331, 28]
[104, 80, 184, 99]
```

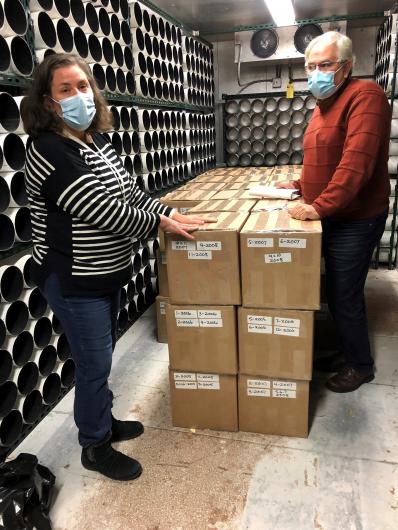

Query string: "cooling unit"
[235, 22, 347, 63]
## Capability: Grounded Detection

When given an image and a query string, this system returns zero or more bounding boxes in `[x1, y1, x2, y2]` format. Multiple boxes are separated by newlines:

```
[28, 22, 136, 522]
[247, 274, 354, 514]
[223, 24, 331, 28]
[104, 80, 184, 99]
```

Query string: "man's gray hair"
[305, 31, 355, 65]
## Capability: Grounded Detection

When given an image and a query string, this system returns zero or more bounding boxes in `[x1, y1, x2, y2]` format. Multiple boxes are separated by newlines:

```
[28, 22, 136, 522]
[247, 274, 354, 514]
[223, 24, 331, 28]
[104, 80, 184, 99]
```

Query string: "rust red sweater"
[295, 78, 391, 219]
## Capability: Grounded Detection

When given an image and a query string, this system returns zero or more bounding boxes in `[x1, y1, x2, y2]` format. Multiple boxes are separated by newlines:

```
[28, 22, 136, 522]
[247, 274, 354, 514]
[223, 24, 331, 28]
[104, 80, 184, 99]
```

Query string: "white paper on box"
[247, 237, 274, 248]
[273, 381, 297, 390]
[175, 309, 198, 318]
[161, 252, 167, 264]
[274, 317, 300, 328]
[279, 238, 307, 248]
[274, 326, 300, 337]
[174, 372, 196, 382]
[175, 381, 198, 390]
[248, 323, 273, 334]
[199, 319, 223, 328]
[176, 318, 199, 327]
[264, 252, 292, 264]
[272, 389, 297, 398]
[196, 241, 222, 251]
[187, 250, 213, 260]
[179, 208, 190, 214]
[247, 315, 273, 325]
[247, 379, 271, 389]
[197, 381, 220, 390]
[248, 387, 271, 397]
[197, 374, 220, 383]
[198, 310, 222, 319]
[159, 302, 167, 315]
[172, 241, 196, 251]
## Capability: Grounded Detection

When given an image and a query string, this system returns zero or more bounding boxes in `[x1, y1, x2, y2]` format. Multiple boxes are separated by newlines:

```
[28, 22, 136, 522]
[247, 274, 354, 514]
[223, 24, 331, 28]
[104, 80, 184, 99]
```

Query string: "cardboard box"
[228, 181, 267, 190]
[160, 189, 218, 211]
[238, 374, 309, 437]
[272, 165, 302, 173]
[167, 305, 238, 373]
[188, 198, 257, 214]
[194, 174, 236, 184]
[166, 212, 248, 305]
[268, 172, 301, 185]
[169, 370, 238, 431]
[211, 189, 254, 201]
[240, 211, 322, 309]
[156, 248, 169, 296]
[252, 199, 290, 212]
[178, 181, 226, 192]
[156, 296, 169, 343]
[238, 307, 314, 380]
[232, 174, 270, 183]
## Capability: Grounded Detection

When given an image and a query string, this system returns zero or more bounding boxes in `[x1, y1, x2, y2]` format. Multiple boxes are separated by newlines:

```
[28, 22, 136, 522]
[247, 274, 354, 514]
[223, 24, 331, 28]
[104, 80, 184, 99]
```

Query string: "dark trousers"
[42, 274, 120, 447]
[322, 210, 387, 373]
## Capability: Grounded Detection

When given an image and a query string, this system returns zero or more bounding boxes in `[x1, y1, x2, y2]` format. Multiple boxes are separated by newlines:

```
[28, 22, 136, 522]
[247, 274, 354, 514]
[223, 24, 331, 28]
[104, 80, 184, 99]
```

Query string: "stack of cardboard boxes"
[238, 203, 321, 437]
[155, 165, 321, 437]
[165, 212, 248, 431]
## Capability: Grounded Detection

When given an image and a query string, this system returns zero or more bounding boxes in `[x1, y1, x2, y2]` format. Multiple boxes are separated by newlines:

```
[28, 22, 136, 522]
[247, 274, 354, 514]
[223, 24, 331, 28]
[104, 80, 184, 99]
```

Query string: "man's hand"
[159, 214, 199, 240]
[171, 211, 218, 225]
[288, 204, 321, 220]
[275, 180, 298, 189]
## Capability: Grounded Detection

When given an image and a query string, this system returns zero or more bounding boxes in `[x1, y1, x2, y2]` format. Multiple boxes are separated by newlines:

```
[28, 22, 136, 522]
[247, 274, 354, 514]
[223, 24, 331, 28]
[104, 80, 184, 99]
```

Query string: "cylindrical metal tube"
[0, 301, 29, 336]
[38, 344, 57, 377]
[38, 372, 61, 405]
[1, 172, 28, 207]
[14, 254, 35, 288]
[31, 11, 57, 50]
[1, 0, 28, 37]
[0, 409, 23, 447]
[0, 265, 23, 302]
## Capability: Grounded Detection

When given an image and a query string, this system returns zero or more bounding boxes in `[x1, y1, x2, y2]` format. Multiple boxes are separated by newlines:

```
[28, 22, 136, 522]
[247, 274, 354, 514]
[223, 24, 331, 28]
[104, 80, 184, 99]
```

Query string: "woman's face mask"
[51, 91, 96, 131]
[307, 63, 345, 100]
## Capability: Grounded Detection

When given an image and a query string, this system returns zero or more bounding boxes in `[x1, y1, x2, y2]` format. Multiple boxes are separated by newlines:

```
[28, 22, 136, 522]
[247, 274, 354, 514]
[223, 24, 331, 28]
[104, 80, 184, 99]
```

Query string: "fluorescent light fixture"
[264, 0, 296, 26]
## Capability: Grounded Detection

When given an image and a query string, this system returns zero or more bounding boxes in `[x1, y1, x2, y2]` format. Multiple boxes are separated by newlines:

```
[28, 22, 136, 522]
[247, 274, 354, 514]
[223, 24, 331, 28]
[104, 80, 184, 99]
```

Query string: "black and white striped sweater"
[25, 131, 172, 296]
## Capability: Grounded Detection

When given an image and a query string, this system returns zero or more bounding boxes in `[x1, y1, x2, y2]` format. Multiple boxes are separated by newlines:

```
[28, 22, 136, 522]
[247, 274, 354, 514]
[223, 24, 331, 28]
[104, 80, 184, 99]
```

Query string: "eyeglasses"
[305, 61, 345, 73]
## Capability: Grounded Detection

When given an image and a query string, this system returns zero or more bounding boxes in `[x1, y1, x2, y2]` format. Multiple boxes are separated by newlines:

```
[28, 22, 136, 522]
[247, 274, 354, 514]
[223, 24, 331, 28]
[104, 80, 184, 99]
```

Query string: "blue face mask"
[307, 64, 345, 100]
[52, 92, 96, 131]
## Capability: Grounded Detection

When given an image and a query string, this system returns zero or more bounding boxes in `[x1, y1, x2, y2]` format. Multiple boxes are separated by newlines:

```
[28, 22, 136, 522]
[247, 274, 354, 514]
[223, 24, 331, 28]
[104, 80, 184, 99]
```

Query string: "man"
[277, 31, 391, 392]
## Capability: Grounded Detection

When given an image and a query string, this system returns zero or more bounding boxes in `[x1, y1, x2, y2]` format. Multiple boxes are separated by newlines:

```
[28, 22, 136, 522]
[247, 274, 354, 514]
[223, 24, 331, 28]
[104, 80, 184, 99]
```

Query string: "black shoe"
[326, 366, 374, 393]
[81, 433, 142, 481]
[314, 352, 347, 373]
[111, 416, 144, 442]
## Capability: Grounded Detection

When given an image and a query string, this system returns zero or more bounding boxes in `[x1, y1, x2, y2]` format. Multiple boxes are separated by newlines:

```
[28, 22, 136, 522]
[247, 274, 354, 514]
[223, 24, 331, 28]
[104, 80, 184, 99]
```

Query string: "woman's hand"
[171, 211, 218, 225]
[159, 214, 199, 240]
[275, 180, 298, 189]
[288, 204, 320, 220]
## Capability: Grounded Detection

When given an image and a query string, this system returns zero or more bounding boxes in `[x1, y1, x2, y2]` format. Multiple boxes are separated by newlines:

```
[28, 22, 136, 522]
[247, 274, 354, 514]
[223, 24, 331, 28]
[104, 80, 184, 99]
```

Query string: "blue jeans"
[42, 274, 120, 447]
[322, 210, 387, 373]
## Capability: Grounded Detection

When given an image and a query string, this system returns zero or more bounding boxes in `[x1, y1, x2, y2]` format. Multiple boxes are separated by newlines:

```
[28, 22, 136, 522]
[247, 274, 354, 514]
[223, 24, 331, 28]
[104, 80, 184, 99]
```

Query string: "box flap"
[211, 189, 248, 201]
[198, 211, 249, 231]
[241, 210, 322, 233]
[162, 189, 218, 202]
[178, 182, 226, 192]
[189, 199, 257, 213]
[252, 199, 290, 212]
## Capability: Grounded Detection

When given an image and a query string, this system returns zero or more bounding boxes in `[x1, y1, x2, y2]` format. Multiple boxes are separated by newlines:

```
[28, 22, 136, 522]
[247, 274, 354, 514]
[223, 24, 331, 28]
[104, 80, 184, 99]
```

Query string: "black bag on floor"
[0, 453, 55, 530]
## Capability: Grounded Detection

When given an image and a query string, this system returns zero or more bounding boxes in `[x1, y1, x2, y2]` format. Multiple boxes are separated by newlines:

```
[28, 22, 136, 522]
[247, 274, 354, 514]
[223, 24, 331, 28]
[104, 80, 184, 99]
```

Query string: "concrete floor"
[9, 269, 398, 530]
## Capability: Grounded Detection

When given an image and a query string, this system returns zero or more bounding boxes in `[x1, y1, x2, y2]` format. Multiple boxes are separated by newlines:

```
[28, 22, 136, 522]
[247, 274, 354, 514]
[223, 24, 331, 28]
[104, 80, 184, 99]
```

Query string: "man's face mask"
[307, 62, 346, 100]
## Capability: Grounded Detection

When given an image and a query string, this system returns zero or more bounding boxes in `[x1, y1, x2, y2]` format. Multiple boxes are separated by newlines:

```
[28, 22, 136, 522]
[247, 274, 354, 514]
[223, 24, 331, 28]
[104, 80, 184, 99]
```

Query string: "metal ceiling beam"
[203, 12, 385, 36]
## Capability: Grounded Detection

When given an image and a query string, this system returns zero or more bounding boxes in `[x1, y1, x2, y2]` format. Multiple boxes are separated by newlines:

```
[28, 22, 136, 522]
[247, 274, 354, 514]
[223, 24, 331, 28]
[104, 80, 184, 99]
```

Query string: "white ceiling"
[153, 0, 393, 35]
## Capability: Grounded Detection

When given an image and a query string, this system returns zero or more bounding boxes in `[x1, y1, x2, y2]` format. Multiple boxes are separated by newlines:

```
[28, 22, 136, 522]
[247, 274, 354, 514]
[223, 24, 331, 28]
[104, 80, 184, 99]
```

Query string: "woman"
[22, 53, 207, 481]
